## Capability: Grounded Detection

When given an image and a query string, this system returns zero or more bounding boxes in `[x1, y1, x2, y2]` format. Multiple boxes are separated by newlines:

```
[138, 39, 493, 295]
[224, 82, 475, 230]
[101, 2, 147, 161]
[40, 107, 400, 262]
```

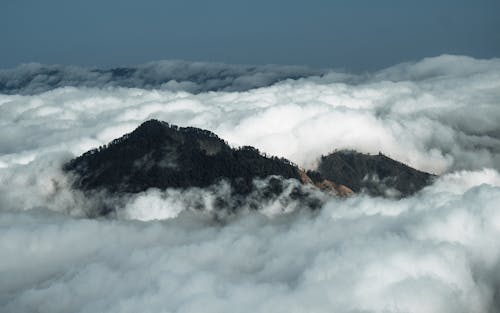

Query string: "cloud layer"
[0, 61, 325, 95]
[1, 55, 500, 312]
[2, 172, 500, 313]
[1, 55, 499, 174]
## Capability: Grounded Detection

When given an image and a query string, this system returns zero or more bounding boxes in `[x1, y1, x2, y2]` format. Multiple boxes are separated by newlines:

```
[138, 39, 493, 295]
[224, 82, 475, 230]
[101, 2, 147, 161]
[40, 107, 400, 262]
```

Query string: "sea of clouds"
[1, 55, 500, 313]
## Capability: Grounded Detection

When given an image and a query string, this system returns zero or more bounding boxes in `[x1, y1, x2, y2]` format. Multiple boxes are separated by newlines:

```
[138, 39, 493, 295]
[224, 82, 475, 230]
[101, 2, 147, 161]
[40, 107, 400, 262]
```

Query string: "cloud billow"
[1, 55, 500, 312]
[0, 61, 326, 95]
[1, 55, 499, 173]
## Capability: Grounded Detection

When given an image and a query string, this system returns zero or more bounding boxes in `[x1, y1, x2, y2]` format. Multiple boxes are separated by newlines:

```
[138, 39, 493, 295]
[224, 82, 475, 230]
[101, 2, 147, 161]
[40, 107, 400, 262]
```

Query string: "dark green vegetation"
[64, 119, 435, 215]
[64, 120, 301, 195]
[317, 150, 435, 197]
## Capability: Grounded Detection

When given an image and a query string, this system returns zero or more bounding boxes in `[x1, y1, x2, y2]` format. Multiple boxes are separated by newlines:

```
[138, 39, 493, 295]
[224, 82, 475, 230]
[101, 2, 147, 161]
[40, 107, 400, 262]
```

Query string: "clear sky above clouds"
[1, 0, 499, 70]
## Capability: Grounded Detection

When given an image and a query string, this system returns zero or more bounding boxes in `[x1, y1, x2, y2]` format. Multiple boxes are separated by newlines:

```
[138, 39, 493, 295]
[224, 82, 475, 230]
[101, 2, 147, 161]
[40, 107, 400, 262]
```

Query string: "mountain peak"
[63, 121, 435, 216]
[64, 120, 302, 195]
[317, 150, 435, 197]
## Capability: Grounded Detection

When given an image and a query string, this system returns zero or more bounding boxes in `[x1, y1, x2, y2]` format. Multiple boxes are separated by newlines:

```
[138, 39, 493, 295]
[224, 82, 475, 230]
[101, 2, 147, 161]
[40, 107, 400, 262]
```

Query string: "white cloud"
[1, 55, 500, 312]
[2, 55, 500, 173]
[0, 61, 325, 95]
[1, 175, 500, 313]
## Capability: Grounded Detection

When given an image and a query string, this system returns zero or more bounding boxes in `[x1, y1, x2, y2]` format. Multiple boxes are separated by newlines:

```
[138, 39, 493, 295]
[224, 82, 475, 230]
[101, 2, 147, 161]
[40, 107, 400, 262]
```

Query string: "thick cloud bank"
[0, 61, 325, 95]
[1, 55, 499, 174]
[1, 55, 500, 312]
[2, 172, 500, 313]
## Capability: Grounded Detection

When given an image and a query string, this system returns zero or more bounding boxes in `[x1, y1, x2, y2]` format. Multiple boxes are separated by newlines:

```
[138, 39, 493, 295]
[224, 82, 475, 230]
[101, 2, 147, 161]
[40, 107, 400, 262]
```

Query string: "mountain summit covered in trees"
[64, 119, 434, 214]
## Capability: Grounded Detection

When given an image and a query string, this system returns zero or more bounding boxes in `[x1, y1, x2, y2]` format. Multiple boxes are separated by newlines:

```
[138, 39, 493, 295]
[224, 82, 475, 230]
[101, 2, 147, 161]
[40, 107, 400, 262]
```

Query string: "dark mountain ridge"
[64, 119, 303, 195]
[64, 120, 435, 215]
[317, 150, 435, 197]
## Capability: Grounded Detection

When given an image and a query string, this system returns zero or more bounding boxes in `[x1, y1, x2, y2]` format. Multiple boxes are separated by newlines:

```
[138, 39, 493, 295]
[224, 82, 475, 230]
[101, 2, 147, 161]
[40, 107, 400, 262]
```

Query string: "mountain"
[64, 120, 434, 215]
[64, 120, 343, 215]
[316, 150, 435, 197]
[64, 119, 306, 195]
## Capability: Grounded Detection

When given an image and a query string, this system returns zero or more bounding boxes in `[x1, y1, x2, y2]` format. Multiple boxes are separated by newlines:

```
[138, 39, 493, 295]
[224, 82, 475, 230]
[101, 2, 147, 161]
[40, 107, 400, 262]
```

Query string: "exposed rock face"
[316, 150, 435, 197]
[298, 169, 353, 196]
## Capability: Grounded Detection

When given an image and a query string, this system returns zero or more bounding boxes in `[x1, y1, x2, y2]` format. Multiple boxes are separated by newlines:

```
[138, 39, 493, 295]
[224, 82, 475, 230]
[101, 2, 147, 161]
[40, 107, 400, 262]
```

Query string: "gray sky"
[1, 0, 499, 71]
